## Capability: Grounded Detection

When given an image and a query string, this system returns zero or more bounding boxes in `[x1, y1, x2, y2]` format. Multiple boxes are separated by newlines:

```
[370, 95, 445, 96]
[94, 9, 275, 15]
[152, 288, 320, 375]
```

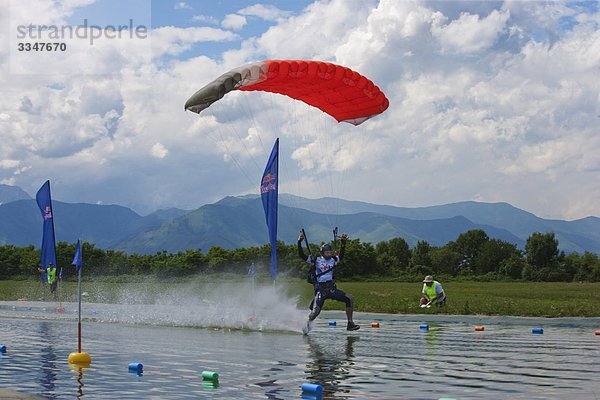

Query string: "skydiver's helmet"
[320, 243, 333, 260]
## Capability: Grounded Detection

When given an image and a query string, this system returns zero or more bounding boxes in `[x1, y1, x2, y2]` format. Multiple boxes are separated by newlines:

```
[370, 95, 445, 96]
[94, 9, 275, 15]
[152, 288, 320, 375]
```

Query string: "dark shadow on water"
[39, 321, 57, 399]
[255, 360, 299, 399]
[304, 335, 359, 398]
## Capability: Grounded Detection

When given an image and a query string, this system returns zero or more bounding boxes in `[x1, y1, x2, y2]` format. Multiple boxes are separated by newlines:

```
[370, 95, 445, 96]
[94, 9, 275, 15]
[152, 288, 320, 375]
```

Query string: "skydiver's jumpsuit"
[297, 240, 352, 320]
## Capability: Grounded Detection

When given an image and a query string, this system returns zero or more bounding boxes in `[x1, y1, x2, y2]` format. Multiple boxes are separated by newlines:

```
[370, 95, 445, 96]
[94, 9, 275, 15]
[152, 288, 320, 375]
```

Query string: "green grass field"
[1, 279, 599, 317]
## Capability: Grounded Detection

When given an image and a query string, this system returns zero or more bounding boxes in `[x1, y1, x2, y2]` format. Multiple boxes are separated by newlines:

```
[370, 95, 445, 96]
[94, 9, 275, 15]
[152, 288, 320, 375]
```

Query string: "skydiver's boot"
[346, 321, 360, 331]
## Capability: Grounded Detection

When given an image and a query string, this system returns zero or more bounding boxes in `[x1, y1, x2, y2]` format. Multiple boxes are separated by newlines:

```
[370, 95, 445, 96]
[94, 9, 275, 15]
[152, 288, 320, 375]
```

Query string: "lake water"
[0, 300, 599, 399]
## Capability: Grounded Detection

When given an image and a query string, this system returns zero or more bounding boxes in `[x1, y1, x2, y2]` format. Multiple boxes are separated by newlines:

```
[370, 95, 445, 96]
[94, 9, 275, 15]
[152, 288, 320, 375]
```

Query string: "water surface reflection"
[1, 311, 599, 399]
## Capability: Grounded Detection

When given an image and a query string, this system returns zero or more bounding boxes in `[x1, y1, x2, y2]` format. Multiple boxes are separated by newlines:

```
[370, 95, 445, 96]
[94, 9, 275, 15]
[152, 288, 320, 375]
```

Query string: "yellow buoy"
[68, 352, 92, 366]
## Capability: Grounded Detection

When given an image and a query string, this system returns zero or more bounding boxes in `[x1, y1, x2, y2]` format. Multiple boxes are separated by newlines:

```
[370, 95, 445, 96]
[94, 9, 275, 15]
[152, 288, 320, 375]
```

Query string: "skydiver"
[298, 231, 360, 331]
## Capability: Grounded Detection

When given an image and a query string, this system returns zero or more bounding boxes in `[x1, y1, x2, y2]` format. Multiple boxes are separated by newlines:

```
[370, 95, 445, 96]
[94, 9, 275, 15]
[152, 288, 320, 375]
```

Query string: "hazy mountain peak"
[0, 184, 32, 205]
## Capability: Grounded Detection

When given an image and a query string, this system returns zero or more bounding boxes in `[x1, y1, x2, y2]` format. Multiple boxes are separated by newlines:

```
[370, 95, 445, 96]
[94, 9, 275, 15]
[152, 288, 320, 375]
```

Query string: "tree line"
[0, 230, 598, 282]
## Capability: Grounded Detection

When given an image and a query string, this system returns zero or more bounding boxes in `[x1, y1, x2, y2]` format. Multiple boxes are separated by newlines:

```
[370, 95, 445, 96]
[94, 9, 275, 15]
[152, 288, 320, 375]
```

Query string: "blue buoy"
[328, 321, 336, 327]
[0, 345, 6, 353]
[302, 393, 321, 400]
[301, 382, 323, 395]
[420, 324, 429, 330]
[128, 362, 143, 373]
[532, 327, 544, 334]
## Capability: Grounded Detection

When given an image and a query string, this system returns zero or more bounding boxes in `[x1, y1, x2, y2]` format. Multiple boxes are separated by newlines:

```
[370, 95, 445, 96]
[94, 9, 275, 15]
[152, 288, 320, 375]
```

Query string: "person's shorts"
[314, 282, 352, 308]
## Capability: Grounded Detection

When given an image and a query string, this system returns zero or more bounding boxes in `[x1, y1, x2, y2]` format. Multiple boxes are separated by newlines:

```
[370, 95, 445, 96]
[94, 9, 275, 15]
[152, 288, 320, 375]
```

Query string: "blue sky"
[150, 0, 315, 60]
[1, 0, 599, 220]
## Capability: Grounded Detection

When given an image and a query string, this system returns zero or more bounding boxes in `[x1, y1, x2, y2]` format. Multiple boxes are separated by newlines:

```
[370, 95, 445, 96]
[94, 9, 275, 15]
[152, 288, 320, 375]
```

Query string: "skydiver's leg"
[308, 290, 324, 321]
[308, 285, 319, 310]
[329, 288, 359, 330]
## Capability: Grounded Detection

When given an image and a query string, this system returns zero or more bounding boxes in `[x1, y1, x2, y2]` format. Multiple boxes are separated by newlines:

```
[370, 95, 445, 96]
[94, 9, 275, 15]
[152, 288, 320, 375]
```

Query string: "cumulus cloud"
[151, 143, 169, 158]
[1, 0, 598, 220]
[192, 14, 219, 25]
[152, 26, 238, 57]
[222, 14, 247, 31]
[237, 0, 373, 60]
[431, 9, 510, 54]
[174, 2, 192, 10]
[0, 160, 20, 169]
[239, 4, 292, 21]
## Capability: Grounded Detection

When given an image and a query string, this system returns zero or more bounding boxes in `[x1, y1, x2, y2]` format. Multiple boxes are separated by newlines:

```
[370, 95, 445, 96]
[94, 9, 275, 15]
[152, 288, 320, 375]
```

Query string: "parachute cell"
[184, 60, 389, 126]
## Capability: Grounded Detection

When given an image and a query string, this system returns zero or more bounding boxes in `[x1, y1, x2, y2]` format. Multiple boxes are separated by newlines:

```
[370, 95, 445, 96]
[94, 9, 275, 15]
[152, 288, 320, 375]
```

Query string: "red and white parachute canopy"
[184, 60, 389, 126]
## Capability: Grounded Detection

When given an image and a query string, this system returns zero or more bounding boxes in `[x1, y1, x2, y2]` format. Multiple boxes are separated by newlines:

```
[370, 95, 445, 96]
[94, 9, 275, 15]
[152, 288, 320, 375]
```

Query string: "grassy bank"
[329, 281, 600, 318]
[1, 279, 599, 318]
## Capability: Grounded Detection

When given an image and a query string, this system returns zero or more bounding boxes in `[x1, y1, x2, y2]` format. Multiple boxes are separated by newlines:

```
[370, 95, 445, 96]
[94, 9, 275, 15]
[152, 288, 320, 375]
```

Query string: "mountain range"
[0, 185, 597, 255]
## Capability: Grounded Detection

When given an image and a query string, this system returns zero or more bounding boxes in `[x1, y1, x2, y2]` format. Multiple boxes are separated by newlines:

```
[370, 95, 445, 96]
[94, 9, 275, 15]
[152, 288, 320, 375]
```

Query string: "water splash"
[3, 278, 309, 334]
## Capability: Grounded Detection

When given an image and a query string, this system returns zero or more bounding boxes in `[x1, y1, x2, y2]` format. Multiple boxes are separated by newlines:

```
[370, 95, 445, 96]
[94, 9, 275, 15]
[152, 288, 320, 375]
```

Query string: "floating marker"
[302, 393, 321, 400]
[328, 321, 336, 327]
[11, 306, 16, 311]
[128, 362, 143, 373]
[475, 326, 485, 331]
[420, 324, 429, 330]
[56, 306, 65, 313]
[301, 382, 323, 395]
[202, 380, 219, 389]
[532, 328, 544, 334]
[202, 370, 219, 382]
[371, 322, 380, 328]
[68, 352, 91, 366]
[595, 330, 600, 336]
[42, 308, 47, 312]
[0, 345, 6, 353]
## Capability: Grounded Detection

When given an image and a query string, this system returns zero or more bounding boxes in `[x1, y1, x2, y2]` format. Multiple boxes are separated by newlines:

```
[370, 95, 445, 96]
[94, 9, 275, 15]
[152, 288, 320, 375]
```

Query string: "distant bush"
[1, 231, 598, 282]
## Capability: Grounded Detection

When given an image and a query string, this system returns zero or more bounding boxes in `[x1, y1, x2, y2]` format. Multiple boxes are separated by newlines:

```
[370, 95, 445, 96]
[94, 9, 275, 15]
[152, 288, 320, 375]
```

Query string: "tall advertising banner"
[260, 139, 279, 280]
[36, 180, 57, 276]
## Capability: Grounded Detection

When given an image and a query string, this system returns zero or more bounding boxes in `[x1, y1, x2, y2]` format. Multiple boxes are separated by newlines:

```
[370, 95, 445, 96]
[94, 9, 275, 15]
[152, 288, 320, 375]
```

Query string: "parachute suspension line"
[184, 59, 390, 238]
[332, 130, 352, 227]
[248, 92, 303, 225]
[283, 97, 311, 221]
[215, 132, 257, 189]
[261, 93, 306, 225]
[221, 97, 266, 178]
[201, 108, 260, 190]
[238, 92, 270, 160]
[294, 98, 336, 229]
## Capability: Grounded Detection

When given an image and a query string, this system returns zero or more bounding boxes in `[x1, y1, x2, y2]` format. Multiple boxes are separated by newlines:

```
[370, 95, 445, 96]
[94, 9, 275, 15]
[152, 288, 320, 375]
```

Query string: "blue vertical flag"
[72, 239, 83, 273]
[35, 181, 57, 274]
[247, 262, 255, 278]
[260, 138, 279, 280]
